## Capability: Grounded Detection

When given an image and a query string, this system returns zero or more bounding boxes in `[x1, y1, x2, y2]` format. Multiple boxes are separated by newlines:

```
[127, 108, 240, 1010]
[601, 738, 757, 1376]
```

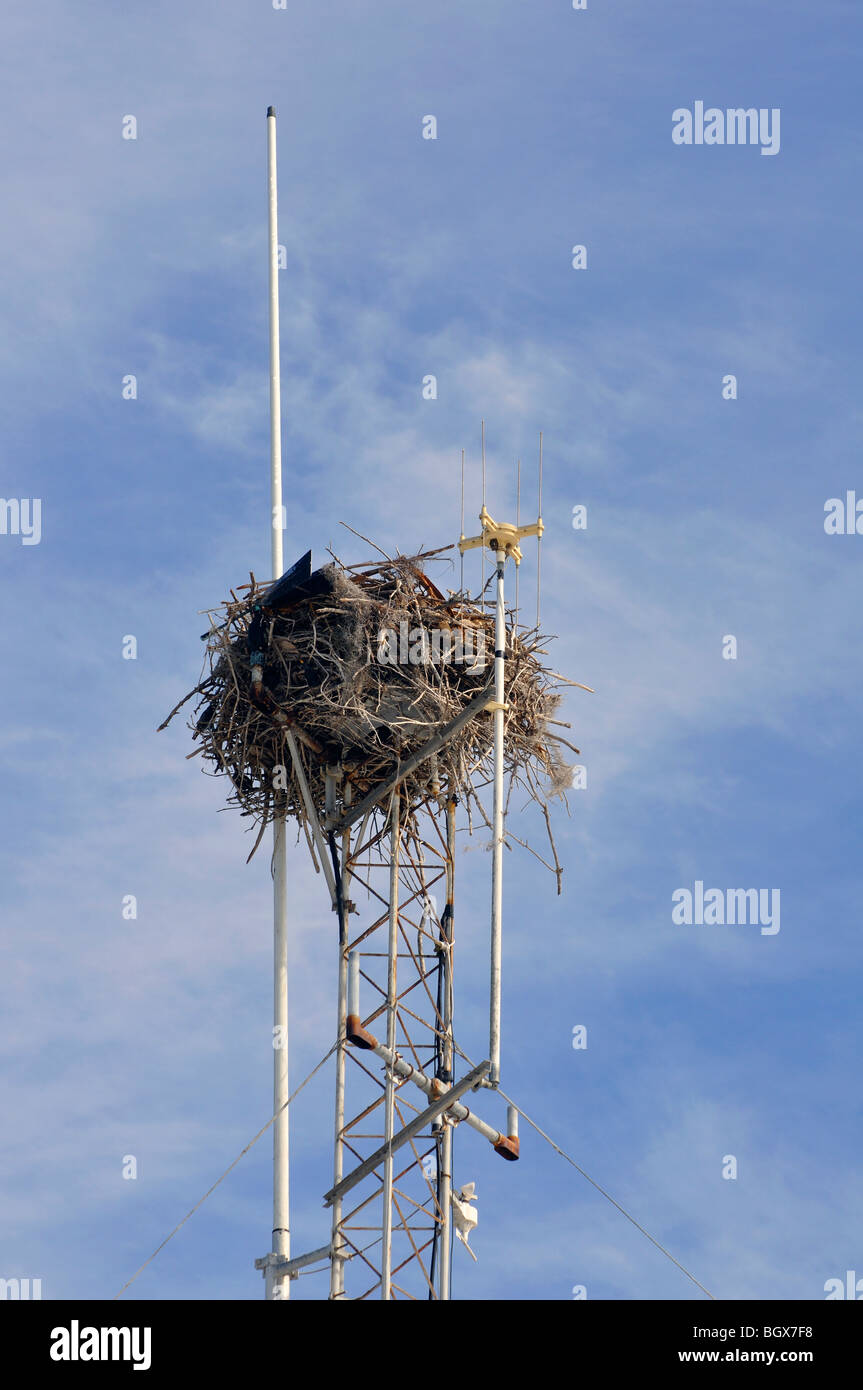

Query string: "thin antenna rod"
[515, 458, 521, 624]
[481, 420, 486, 603]
[459, 449, 465, 595]
[265, 104, 290, 1302]
[269, 109, 284, 583]
[536, 431, 543, 630]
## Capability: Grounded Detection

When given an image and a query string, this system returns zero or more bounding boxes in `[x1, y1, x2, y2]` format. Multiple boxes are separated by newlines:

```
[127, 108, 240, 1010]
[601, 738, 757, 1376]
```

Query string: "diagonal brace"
[323, 1061, 490, 1208]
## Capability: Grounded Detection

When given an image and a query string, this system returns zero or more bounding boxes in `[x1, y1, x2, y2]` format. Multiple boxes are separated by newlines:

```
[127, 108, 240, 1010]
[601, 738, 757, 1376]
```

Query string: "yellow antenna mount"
[458, 505, 543, 567]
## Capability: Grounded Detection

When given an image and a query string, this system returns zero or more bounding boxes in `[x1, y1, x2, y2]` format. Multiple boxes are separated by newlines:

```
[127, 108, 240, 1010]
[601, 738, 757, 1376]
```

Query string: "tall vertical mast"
[268, 107, 284, 581]
[267, 104, 290, 1302]
[489, 553, 505, 1086]
[457, 442, 545, 1090]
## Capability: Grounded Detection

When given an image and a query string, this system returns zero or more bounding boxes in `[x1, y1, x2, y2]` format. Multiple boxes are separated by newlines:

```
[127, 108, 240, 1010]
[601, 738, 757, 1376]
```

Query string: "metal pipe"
[345, 1027, 513, 1152]
[348, 949, 360, 1018]
[270, 820, 290, 1300]
[489, 556, 506, 1086]
[266, 104, 289, 1302]
[381, 794, 400, 1300]
[323, 1062, 490, 1208]
[438, 1122, 453, 1301]
[268, 106, 283, 582]
[256, 1243, 332, 1279]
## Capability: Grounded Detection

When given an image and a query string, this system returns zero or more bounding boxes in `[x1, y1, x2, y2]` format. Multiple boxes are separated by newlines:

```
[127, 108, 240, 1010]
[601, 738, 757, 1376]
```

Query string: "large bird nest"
[159, 543, 582, 884]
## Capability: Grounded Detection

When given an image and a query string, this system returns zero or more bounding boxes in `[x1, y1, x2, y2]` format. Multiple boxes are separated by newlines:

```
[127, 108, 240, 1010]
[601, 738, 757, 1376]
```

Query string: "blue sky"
[2, 0, 862, 1301]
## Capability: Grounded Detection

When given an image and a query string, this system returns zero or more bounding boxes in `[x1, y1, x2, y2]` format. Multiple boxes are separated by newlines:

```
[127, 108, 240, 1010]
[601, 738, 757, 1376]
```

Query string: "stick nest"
[159, 547, 580, 877]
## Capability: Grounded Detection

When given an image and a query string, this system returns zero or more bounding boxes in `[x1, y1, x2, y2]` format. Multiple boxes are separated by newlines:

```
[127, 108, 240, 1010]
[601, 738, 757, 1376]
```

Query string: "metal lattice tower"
[254, 108, 543, 1301]
[323, 769, 525, 1299]
[327, 791, 460, 1299]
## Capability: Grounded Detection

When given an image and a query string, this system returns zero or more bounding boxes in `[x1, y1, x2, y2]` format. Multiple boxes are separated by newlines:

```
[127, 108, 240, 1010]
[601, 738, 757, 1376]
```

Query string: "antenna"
[536, 431, 543, 630]
[263, 104, 291, 1302]
[481, 420, 486, 603]
[515, 458, 521, 625]
[459, 448, 465, 594]
[457, 456, 544, 1085]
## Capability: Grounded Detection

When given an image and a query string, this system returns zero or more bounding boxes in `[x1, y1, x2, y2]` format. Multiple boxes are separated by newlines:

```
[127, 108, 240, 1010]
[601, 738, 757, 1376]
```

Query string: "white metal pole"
[439, 1121, 453, 1300]
[489, 556, 506, 1086]
[381, 793, 400, 1300]
[267, 104, 290, 1302]
[268, 107, 284, 581]
[270, 822, 289, 1302]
